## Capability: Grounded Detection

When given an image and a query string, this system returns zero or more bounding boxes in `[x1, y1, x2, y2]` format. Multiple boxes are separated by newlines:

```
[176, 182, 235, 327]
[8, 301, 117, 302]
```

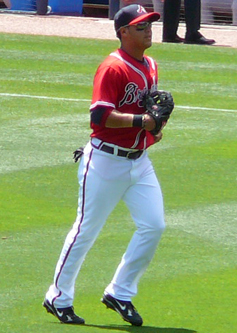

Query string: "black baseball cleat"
[101, 294, 143, 326]
[43, 299, 85, 324]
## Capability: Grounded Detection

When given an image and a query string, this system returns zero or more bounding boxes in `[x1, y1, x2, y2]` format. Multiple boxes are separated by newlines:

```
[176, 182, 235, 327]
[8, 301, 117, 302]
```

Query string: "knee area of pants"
[153, 223, 166, 235]
[139, 221, 166, 235]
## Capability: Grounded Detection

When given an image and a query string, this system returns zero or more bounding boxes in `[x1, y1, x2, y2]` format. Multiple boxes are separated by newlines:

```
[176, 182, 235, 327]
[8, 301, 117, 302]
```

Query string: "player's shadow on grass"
[85, 324, 197, 333]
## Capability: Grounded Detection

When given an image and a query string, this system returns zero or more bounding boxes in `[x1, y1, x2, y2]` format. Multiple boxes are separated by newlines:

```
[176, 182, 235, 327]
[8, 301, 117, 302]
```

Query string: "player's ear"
[120, 26, 129, 38]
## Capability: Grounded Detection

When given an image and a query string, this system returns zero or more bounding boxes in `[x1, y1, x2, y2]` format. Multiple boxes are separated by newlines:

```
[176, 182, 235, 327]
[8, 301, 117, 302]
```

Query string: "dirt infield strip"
[0, 13, 237, 48]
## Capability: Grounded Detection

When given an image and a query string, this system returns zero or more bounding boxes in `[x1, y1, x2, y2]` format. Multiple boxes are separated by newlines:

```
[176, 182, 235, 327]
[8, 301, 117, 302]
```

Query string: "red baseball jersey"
[90, 48, 158, 149]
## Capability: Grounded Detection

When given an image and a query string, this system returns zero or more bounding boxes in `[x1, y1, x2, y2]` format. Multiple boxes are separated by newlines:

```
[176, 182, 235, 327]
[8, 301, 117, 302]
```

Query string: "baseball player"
[43, 4, 173, 326]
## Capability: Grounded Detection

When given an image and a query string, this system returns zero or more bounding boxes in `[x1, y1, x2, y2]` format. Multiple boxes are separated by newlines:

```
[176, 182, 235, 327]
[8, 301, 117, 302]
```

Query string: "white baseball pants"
[46, 139, 165, 308]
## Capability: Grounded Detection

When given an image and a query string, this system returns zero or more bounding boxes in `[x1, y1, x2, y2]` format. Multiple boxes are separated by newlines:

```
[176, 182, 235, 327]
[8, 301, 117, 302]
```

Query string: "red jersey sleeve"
[90, 64, 122, 126]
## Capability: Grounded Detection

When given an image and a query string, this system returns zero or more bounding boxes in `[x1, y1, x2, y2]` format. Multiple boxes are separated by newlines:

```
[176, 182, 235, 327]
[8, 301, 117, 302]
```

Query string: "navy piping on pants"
[52, 149, 94, 306]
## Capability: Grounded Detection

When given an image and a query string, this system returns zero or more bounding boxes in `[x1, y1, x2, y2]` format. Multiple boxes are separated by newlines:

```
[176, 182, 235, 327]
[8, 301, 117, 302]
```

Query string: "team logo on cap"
[137, 5, 146, 14]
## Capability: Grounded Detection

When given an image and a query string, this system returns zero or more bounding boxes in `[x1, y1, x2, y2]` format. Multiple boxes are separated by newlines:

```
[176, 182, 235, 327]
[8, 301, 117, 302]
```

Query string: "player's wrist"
[132, 114, 146, 128]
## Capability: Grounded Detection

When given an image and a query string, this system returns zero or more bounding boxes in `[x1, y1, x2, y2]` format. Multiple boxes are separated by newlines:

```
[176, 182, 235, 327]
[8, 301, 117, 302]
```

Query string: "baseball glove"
[141, 90, 174, 135]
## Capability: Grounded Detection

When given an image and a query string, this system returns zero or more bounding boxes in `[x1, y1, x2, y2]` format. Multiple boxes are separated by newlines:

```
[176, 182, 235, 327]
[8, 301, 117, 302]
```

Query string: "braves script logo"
[119, 82, 156, 108]
[119, 83, 140, 107]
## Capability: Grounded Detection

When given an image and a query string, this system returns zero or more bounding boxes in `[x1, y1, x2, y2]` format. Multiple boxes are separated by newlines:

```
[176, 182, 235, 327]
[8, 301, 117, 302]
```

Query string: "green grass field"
[0, 33, 237, 333]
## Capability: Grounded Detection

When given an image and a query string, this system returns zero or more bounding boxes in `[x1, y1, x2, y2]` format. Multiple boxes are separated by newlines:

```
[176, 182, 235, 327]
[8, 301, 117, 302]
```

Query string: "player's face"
[126, 21, 153, 50]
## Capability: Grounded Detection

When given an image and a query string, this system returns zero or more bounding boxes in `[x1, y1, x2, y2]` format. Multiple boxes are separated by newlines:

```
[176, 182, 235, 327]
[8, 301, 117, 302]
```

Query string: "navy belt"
[100, 144, 143, 160]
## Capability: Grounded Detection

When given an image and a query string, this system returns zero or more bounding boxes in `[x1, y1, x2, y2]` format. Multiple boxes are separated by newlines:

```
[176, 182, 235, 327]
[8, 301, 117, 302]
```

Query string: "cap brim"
[129, 12, 160, 25]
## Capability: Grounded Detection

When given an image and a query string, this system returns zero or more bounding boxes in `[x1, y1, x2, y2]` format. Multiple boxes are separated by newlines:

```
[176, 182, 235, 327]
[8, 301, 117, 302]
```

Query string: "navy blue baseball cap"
[114, 4, 160, 33]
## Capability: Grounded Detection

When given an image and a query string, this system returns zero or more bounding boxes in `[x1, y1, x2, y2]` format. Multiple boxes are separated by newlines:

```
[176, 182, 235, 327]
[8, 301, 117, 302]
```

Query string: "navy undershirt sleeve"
[90, 106, 107, 125]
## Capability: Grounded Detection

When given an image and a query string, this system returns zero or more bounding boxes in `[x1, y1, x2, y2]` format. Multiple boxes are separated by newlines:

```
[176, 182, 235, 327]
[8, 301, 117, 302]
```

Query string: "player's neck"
[120, 46, 145, 62]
